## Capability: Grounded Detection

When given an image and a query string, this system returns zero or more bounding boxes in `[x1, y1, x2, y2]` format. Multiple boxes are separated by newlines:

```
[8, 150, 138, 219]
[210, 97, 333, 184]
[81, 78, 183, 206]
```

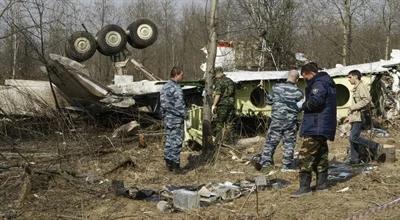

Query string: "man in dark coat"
[291, 62, 337, 198]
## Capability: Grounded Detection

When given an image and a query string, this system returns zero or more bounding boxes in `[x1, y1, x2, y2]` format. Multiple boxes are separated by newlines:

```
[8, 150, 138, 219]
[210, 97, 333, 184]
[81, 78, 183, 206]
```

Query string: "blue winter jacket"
[300, 72, 337, 141]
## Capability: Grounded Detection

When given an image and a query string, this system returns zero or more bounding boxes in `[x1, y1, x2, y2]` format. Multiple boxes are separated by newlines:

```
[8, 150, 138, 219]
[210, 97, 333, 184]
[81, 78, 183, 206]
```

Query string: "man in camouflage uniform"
[254, 70, 304, 172]
[212, 67, 235, 145]
[291, 62, 337, 198]
[160, 67, 186, 172]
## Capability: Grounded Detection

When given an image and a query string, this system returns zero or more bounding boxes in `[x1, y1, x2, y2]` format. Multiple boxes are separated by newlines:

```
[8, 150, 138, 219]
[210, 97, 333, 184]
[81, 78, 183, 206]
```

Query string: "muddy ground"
[1, 120, 400, 220]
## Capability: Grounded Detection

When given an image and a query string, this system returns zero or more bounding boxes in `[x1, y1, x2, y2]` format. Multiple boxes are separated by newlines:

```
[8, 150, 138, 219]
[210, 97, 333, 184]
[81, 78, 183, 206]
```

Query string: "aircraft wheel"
[127, 19, 158, 49]
[65, 31, 97, 62]
[96, 24, 127, 56]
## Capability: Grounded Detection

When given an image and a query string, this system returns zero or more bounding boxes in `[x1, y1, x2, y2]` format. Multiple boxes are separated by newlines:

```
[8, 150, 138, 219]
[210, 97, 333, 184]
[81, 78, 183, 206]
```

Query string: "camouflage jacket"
[269, 82, 303, 121]
[214, 75, 235, 106]
[160, 79, 186, 124]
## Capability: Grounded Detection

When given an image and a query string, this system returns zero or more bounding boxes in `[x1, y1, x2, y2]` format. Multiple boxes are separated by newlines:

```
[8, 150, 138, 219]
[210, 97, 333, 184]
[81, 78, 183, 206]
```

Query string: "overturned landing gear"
[65, 19, 158, 62]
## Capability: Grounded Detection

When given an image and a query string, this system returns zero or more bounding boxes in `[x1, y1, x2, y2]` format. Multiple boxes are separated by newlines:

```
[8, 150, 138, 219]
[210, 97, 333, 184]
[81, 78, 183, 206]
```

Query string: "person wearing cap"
[212, 67, 236, 145]
[291, 62, 337, 198]
[345, 69, 383, 164]
[254, 70, 304, 172]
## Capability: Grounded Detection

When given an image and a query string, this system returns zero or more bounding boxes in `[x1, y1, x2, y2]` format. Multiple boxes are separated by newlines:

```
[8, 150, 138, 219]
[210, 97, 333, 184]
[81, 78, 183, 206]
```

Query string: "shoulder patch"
[312, 88, 319, 95]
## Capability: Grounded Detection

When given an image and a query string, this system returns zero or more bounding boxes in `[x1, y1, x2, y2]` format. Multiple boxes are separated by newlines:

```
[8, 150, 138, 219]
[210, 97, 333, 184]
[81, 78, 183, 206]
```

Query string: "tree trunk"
[12, 33, 17, 78]
[11, 3, 17, 79]
[385, 33, 390, 60]
[202, 0, 218, 156]
[342, 0, 351, 66]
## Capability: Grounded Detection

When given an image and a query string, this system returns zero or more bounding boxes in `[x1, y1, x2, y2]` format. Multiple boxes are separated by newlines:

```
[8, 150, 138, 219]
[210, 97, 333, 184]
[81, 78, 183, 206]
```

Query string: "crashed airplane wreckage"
[43, 54, 201, 116]
[0, 19, 202, 119]
[184, 49, 400, 145]
[0, 54, 202, 118]
[1, 50, 400, 144]
[1, 27, 400, 146]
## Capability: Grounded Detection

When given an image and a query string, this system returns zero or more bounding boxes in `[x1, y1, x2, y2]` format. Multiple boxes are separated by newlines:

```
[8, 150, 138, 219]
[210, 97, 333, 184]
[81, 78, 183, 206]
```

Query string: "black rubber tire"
[96, 24, 127, 56]
[65, 31, 97, 62]
[127, 19, 158, 49]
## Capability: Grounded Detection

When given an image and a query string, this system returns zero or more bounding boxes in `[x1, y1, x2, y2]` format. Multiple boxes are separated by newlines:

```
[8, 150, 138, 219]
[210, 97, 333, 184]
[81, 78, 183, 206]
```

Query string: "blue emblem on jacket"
[300, 72, 337, 141]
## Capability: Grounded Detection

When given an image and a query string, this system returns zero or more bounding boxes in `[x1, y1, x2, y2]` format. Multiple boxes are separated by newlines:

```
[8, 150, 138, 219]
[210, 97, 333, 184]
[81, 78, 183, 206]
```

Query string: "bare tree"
[0, 0, 21, 40]
[160, 0, 176, 78]
[380, 0, 400, 59]
[179, 2, 207, 79]
[0, 0, 77, 78]
[80, 0, 120, 82]
[235, 0, 298, 70]
[0, 0, 398, 84]
[10, 1, 19, 79]
[316, 0, 367, 65]
[203, 0, 218, 158]
[342, 0, 352, 65]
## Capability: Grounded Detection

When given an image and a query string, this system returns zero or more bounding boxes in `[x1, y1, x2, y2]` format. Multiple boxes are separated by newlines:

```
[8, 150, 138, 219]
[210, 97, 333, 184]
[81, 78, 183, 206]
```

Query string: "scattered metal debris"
[172, 189, 200, 211]
[112, 177, 290, 212]
[157, 201, 173, 213]
[254, 176, 268, 188]
[382, 144, 396, 163]
[328, 162, 377, 182]
[111, 121, 140, 138]
[370, 128, 390, 138]
[336, 187, 350, 193]
[111, 180, 159, 201]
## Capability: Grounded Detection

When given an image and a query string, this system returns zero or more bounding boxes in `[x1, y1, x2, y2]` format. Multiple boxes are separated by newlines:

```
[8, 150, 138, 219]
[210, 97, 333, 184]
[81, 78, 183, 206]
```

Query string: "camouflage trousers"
[164, 122, 184, 163]
[213, 105, 235, 145]
[299, 136, 329, 174]
[259, 120, 297, 166]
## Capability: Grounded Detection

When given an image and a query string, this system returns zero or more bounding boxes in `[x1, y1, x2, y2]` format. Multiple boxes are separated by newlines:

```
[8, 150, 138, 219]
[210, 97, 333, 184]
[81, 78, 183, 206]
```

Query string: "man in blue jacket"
[291, 62, 337, 198]
[160, 67, 186, 172]
[254, 70, 304, 172]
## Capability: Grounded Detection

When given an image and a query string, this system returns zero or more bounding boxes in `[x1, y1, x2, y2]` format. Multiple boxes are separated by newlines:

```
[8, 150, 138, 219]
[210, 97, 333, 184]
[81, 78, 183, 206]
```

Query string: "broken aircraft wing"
[47, 54, 143, 114]
[46, 54, 200, 116]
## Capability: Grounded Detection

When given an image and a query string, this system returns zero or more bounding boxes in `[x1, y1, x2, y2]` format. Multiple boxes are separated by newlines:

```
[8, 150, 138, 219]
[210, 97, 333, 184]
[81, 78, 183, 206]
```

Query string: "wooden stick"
[256, 187, 259, 217]
[57, 214, 84, 220]
[238, 186, 256, 214]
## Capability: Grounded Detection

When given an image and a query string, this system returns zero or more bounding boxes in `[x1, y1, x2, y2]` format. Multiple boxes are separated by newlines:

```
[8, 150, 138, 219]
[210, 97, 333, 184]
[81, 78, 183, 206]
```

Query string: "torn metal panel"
[0, 80, 69, 116]
[47, 54, 147, 114]
[130, 58, 162, 81]
[48, 54, 111, 104]
[225, 55, 400, 83]
[108, 80, 165, 95]
[111, 121, 140, 138]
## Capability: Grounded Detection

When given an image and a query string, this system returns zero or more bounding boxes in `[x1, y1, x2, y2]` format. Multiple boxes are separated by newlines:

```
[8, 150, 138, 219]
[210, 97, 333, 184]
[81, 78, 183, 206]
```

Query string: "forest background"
[0, 0, 399, 83]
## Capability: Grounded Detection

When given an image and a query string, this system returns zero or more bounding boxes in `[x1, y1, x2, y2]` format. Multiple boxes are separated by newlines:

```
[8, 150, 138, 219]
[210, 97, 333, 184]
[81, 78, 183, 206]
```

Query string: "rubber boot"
[316, 171, 329, 191]
[290, 172, 312, 198]
[171, 161, 183, 174]
[374, 144, 386, 163]
[165, 159, 173, 171]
